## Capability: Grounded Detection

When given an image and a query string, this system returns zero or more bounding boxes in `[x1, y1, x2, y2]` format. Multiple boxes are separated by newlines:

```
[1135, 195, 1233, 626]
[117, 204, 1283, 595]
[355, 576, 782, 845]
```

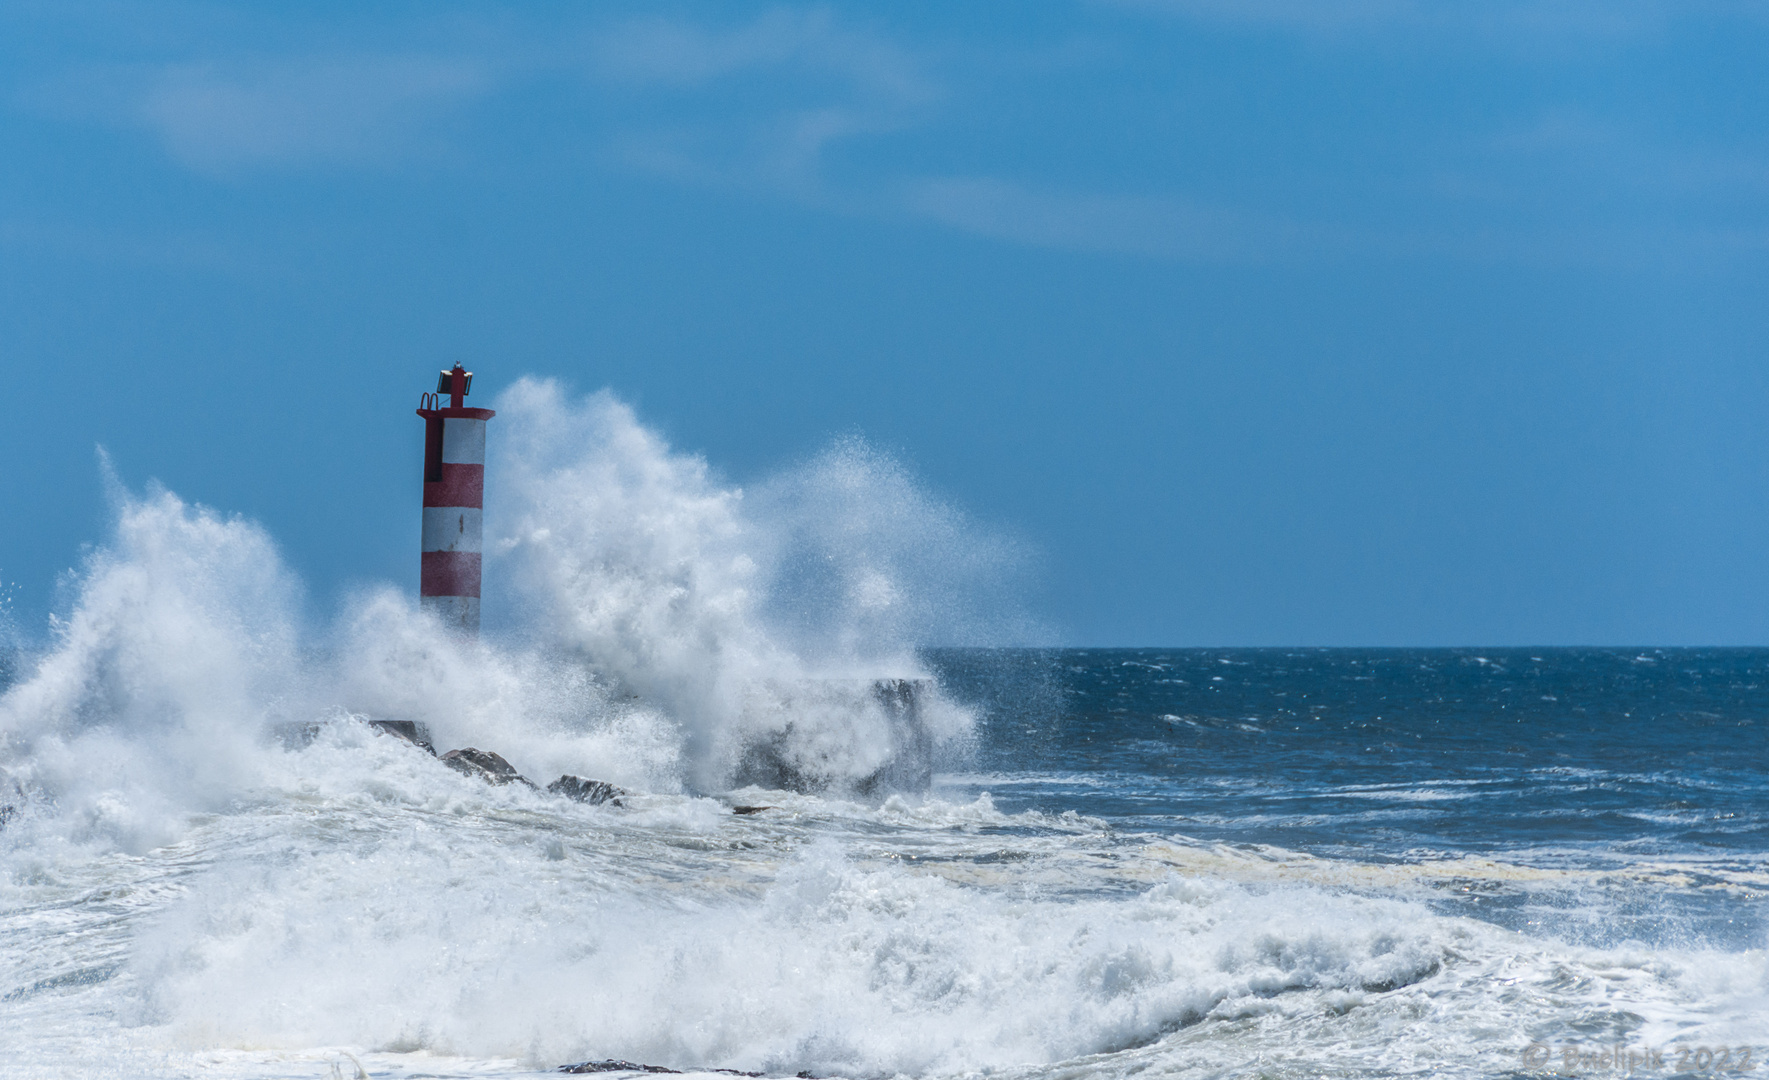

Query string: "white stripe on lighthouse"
[421, 595, 480, 628]
[441, 418, 486, 465]
[421, 507, 483, 553]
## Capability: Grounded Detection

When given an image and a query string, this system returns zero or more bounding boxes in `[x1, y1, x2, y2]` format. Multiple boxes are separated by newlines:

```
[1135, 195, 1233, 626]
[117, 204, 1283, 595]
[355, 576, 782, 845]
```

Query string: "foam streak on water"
[3, 388, 1766, 1079]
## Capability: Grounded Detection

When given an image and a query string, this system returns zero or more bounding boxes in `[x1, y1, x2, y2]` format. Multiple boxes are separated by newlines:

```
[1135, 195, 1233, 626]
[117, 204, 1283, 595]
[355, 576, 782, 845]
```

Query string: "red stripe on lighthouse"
[421, 550, 482, 597]
[423, 464, 484, 508]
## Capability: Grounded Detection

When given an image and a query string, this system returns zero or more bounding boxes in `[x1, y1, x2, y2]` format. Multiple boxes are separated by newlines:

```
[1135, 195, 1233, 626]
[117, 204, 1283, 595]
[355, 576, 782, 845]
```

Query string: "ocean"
[2, 646, 1762, 1079]
[2, 385, 1765, 1078]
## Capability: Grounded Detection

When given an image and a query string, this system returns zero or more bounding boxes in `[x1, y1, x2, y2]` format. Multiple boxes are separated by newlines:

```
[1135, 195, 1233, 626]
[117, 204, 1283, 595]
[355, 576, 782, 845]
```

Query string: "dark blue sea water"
[935, 648, 1769, 949]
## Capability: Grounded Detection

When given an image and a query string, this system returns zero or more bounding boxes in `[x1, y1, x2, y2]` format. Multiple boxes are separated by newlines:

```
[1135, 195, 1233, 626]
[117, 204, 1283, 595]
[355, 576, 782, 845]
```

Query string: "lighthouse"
[417, 364, 495, 634]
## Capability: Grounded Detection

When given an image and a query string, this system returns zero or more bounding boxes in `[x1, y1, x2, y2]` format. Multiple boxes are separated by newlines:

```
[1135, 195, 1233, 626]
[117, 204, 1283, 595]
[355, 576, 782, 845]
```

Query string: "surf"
[1, 381, 1764, 1080]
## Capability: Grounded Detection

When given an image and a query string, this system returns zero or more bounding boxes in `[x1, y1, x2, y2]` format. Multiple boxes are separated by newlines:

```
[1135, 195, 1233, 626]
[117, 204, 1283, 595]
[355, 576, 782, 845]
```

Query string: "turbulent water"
[3, 383, 1766, 1078]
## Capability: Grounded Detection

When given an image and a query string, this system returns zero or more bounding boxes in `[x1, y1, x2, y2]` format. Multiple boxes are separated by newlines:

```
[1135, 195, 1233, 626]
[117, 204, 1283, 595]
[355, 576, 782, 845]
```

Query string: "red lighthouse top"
[442, 363, 469, 408]
[417, 364, 496, 421]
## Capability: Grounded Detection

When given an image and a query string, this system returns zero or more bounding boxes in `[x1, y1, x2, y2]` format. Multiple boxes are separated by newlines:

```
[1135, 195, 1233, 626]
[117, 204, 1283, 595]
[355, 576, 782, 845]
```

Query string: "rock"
[731, 805, 773, 815]
[270, 720, 323, 750]
[367, 719, 436, 755]
[442, 748, 537, 788]
[733, 678, 935, 797]
[855, 678, 934, 797]
[269, 716, 436, 754]
[557, 1062, 759, 1077]
[0, 768, 23, 830]
[547, 775, 625, 805]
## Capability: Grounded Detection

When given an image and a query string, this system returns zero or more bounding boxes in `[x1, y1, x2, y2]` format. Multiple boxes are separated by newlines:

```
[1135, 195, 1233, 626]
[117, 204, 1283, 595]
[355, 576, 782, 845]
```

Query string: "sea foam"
[3, 385, 1762, 1080]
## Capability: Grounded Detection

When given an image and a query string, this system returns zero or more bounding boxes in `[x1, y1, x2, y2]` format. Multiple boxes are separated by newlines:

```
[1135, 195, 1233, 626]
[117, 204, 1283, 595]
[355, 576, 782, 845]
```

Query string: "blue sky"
[4, 0, 1769, 645]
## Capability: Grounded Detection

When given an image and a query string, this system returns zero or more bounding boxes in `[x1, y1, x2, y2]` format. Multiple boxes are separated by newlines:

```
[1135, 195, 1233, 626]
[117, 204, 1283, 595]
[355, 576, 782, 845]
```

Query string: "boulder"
[733, 678, 934, 796]
[367, 719, 436, 755]
[557, 1062, 759, 1077]
[269, 716, 436, 754]
[270, 720, 323, 750]
[856, 678, 934, 796]
[547, 775, 626, 806]
[0, 768, 23, 830]
[442, 747, 537, 788]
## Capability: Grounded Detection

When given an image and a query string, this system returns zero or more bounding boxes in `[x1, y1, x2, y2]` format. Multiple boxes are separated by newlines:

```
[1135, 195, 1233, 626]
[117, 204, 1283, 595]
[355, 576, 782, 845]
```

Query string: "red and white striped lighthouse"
[417, 364, 495, 634]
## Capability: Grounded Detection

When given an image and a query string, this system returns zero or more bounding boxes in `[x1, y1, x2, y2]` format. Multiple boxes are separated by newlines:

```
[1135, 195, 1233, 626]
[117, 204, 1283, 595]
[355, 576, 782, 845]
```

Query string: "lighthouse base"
[422, 595, 481, 634]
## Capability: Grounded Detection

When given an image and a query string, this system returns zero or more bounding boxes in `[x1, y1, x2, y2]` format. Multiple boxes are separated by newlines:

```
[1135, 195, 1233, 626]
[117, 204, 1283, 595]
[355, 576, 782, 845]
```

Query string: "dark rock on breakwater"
[353, 719, 635, 807]
[558, 1061, 761, 1077]
[0, 769, 24, 830]
[441, 747, 537, 788]
[271, 716, 432, 754]
[270, 720, 322, 749]
[732, 677, 934, 797]
[292, 716, 785, 814]
[547, 775, 625, 805]
[367, 719, 435, 755]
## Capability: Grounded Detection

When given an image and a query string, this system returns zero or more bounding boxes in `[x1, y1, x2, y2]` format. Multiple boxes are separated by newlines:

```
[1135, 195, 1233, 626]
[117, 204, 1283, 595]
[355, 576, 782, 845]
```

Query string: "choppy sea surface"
[4, 645, 1765, 1080]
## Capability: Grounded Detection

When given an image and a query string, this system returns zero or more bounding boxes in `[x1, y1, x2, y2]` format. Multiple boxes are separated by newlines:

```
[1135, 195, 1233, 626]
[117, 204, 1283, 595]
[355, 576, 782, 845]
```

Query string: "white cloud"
[904, 176, 1308, 263]
[608, 102, 901, 201]
[578, 12, 1325, 263]
[22, 2, 1762, 269]
[588, 8, 934, 196]
[134, 54, 489, 175]
[1103, 0, 1763, 40]
[589, 7, 931, 102]
[1106, 0, 1416, 31]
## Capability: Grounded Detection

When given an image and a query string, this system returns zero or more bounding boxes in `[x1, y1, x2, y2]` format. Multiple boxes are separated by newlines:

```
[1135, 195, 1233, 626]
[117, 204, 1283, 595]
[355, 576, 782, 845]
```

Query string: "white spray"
[489, 379, 1000, 790]
[0, 381, 1018, 829]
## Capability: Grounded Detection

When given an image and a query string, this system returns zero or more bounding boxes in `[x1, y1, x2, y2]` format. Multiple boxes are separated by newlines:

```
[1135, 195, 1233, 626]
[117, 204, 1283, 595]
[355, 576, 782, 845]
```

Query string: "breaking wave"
[2, 382, 1760, 1080]
[0, 380, 1021, 837]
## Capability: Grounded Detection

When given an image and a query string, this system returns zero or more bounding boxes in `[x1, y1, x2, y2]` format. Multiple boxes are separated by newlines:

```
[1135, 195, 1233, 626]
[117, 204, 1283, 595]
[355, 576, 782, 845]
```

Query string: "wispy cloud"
[581, 10, 1318, 267]
[136, 54, 489, 175]
[589, 7, 930, 100]
[903, 177, 1308, 262]
[575, 7, 1769, 267]
[588, 8, 935, 197]
[1106, 0, 1416, 32]
[1104, 0, 1759, 41]
[23, 6, 931, 199]
[610, 106, 897, 200]
[17, 2, 1768, 271]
